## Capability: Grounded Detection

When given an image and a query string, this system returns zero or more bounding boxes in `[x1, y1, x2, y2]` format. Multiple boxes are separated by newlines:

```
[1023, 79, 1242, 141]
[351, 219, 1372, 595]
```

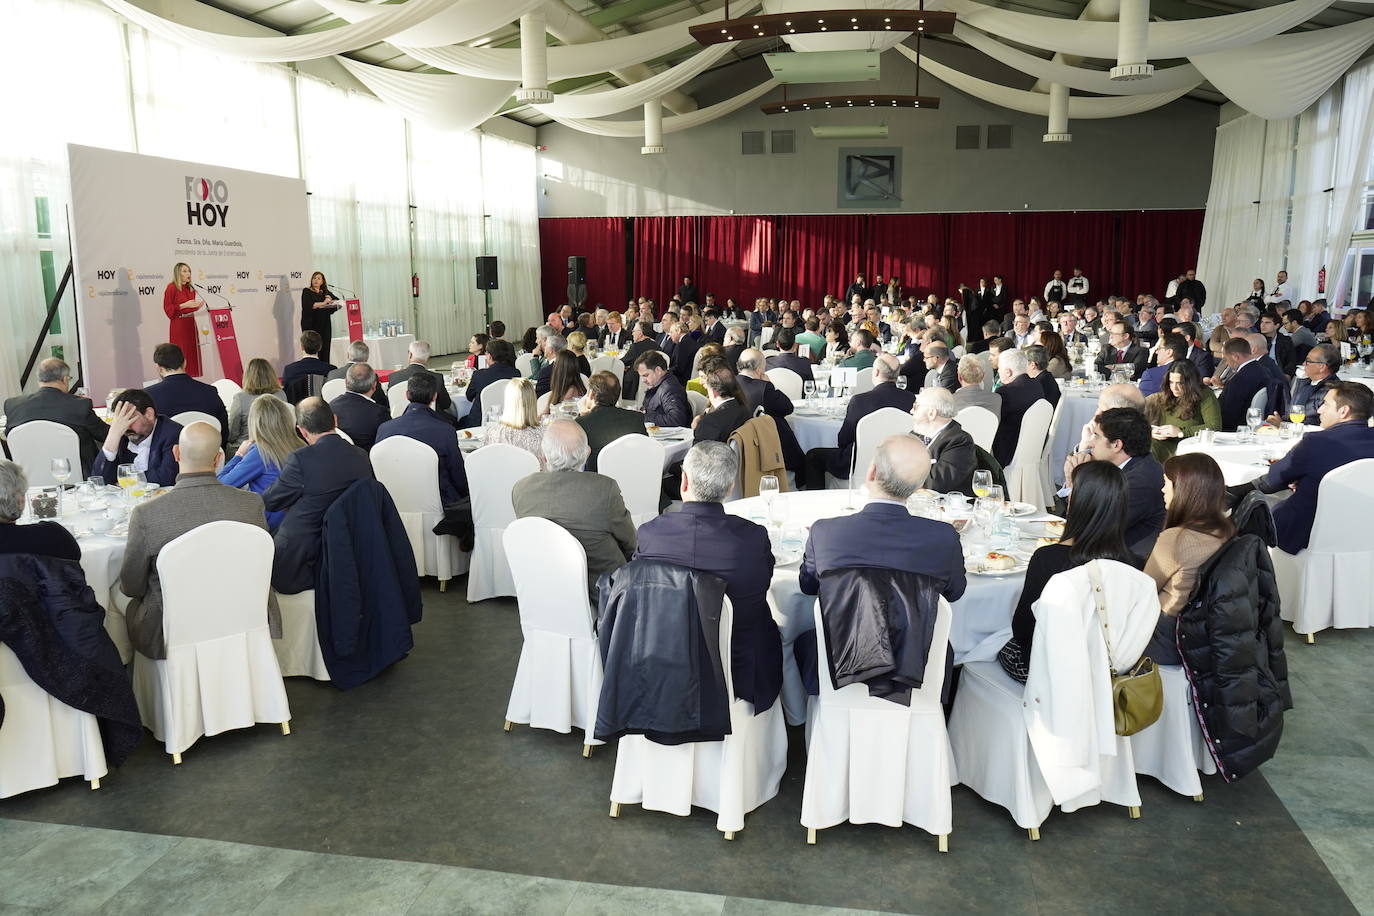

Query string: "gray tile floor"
[1, 585, 1369, 915]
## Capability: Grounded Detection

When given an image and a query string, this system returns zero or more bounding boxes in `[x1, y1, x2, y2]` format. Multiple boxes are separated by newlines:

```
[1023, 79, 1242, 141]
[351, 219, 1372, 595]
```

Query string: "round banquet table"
[457, 425, 692, 469]
[724, 489, 1059, 725]
[1176, 430, 1300, 485]
[1344, 364, 1374, 392]
[1048, 386, 1102, 481]
[330, 334, 415, 371]
[786, 400, 846, 453]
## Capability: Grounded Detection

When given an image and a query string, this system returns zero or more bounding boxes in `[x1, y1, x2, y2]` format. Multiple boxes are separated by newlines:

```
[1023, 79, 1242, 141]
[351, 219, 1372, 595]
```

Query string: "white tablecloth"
[724, 489, 1051, 724]
[1048, 388, 1102, 482]
[1176, 431, 1300, 484]
[330, 334, 415, 371]
[787, 403, 845, 453]
[1345, 365, 1374, 392]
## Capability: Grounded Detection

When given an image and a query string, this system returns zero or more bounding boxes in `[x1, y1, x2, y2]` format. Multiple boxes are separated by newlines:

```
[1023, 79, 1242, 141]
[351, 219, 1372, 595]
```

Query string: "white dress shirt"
[1265, 282, 1294, 305]
[1067, 276, 1089, 295]
[101, 421, 155, 471]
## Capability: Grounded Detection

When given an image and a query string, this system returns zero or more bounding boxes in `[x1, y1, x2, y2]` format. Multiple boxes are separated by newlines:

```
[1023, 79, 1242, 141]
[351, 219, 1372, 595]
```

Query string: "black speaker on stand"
[476, 256, 498, 328]
[567, 255, 587, 308]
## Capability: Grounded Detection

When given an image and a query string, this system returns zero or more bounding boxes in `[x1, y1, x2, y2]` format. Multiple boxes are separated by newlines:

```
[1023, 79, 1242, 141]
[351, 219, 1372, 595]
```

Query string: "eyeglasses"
[1302, 358, 1325, 365]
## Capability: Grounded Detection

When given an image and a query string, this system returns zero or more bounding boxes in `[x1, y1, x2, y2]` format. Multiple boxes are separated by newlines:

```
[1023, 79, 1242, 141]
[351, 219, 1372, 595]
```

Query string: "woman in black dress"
[300, 271, 339, 343]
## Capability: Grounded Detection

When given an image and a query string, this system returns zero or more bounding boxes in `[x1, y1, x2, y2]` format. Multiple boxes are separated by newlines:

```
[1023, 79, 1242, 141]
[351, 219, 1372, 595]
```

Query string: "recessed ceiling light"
[850, 17, 857, 21]
[884, 17, 890, 22]
[820, 26, 826, 30]
[917, 26, 923, 31]
[918, 18, 924, 23]
[852, 25, 858, 29]
[789, 28, 795, 32]
[884, 25, 890, 29]
[817, 18, 824, 23]
[720, 28, 726, 33]
[784, 20, 791, 24]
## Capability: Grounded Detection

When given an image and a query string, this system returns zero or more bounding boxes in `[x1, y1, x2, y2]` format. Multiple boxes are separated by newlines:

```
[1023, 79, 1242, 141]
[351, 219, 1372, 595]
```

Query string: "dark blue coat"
[91, 416, 182, 487]
[1187, 344, 1216, 379]
[1121, 455, 1167, 558]
[1219, 360, 1282, 430]
[459, 364, 521, 429]
[1261, 420, 1374, 554]
[282, 356, 336, 393]
[799, 501, 966, 603]
[829, 382, 916, 477]
[315, 479, 422, 690]
[330, 391, 390, 450]
[990, 375, 1047, 467]
[635, 502, 782, 712]
[145, 374, 229, 445]
[375, 403, 468, 506]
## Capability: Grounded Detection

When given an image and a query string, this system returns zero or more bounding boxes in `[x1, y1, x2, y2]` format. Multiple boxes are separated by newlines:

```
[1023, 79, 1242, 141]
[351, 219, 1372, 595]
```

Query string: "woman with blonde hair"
[163, 261, 205, 376]
[686, 342, 724, 395]
[565, 330, 593, 375]
[484, 377, 544, 465]
[226, 357, 287, 450]
[218, 395, 303, 530]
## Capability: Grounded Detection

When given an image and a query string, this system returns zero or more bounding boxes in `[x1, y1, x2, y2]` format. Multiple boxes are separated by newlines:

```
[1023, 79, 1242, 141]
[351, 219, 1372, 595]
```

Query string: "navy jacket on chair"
[375, 403, 469, 506]
[459, 364, 521, 429]
[282, 356, 337, 394]
[91, 416, 183, 487]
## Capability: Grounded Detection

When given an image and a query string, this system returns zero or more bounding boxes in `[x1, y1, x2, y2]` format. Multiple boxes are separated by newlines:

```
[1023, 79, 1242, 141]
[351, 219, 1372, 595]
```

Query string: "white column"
[515, 12, 554, 104]
[1110, 0, 1154, 81]
[1043, 83, 1072, 143]
[641, 100, 665, 155]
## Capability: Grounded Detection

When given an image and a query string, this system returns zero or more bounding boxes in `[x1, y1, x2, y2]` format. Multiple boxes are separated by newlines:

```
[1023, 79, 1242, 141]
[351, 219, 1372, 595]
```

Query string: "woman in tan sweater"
[1141, 453, 1234, 665]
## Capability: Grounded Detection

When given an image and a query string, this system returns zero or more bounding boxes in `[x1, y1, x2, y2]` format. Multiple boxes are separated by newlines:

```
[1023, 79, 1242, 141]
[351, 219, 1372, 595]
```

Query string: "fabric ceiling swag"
[937, 0, 1336, 60]
[896, 46, 1198, 117]
[952, 24, 1203, 96]
[336, 57, 518, 132]
[531, 44, 735, 118]
[312, 0, 547, 50]
[550, 78, 780, 136]
[1190, 16, 1374, 121]
[400, 1, 762, 80]
[99, 0, 456, 63]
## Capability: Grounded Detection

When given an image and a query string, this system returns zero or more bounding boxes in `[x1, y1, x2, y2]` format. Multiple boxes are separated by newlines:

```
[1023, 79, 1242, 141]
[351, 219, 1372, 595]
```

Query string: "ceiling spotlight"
[850, 17, 857, 21]
[884, 25, 890, 29]
[720, 28, 726, 32]
[817, 18, 824, 23]
[917, 26, 923, 30]
[789, 28, 795, 32]
[918, 18, 924, 23]
[820, 25, 826, 29]
[852, 25, 858, 28]
[884, 16, 890, 21]
[784, 20, 791, 24]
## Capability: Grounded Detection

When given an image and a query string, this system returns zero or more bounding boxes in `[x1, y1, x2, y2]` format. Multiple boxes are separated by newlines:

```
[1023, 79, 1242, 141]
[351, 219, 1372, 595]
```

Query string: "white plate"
[647, 426, 686, 439]
[1006, 502, 1038, 517]
[966, 559, 1029, 577]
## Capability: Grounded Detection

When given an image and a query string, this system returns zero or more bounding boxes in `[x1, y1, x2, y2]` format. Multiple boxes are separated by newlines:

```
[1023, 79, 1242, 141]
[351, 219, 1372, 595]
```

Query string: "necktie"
[1118, 349, 1126, 362]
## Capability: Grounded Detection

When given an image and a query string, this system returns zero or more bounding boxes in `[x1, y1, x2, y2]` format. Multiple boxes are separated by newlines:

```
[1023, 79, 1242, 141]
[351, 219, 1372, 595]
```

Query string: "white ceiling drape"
[549, 78, 779, 136]
[531, 44, 734, 118]
[335, 57, 517, 132]
[312, 0, 548, 50]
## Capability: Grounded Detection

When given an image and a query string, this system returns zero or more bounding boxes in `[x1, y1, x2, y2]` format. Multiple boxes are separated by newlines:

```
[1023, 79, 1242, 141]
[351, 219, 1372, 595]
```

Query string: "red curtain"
[868, 214, 949, 301]
[537, 217, 627, 315]
[775, 215, 868, 306]
[1012, 211, 1120, 302]
[633, 216, 699, 308]
[1118, 210, 1205, 301]
[698, 216, 777, 308]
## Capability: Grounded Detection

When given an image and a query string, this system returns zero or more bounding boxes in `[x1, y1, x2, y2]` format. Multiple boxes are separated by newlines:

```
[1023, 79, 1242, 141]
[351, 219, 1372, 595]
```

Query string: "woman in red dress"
[163, 262, 205, 376]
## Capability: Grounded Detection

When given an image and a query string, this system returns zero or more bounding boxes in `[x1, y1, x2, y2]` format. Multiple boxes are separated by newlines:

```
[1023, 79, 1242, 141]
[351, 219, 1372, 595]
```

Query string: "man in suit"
[92, 389, 182, 486]
[677, 276, 699, 305]
[838, 328, 877, 371]
[693, 358, 752, 444]
[721, 326, 747, 370]
[327, 340, 390, 408]
[145, 343, 229, 447]
[803, 354, 914, 488]
[1138, 335, 1186, 399]
[964, 320, 1003, 357]
[576, 371, 647, 471]
[597, 311, 632, 350]
[1272, 344, 1342, 427]
[1258, 313, 1297, 377]
[376, 371, 468, 511]
[989, 349, 1048, 468]
[1177, 322, 1215, 379]
[1062, 408, 1166, 558]
[800, 434, 966, 601]
[953, 355, 1001, 418]
[665, 319, 699, 386]
[387, 339, 455, 420]
[1057, 313, 1090, 346]
[620, 321, 659, 401]
[735, 349, 793, 421]
[922, 342, 959, 393]
[636, 440, 782, 710]
[1176, 269, 1207, 312]
[845, 274, 868, 304]
[512, 419, 635, 597]
[281, 331, 336, 399]
[702, 308, 727, 345]
[1218, 337, 1274, 429]
[1232, 383, 1374, 554]
[1023, 345, 1061, 410]
[263, 398, 375, 594]
[637, 350, 691, 429]
[117, 421, 276, 659]
[460, 338, 521, 429]
[1305, 299, 1331, 334]
[765, 328, 816, 382]
[3, 358, 109, 475]
[910, 388, 977, 495]
[1095, 321, 1149, 381]
[989, 274, 1011, 320]
[329, 363, 390, 450]
[1281, 309, 1319, 358]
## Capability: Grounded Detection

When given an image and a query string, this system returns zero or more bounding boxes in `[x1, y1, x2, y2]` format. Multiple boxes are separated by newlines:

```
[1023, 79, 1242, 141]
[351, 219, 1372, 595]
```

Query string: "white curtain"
[1328, 61, 1374, 309]
[1254, 118, 1299, 289]
[336, 58, 517, 134]
[313, 0, 547, 49]
[533, 45, 734, 119]
[481, 134, 543, 335]
[1196, 116, 1270, 309]
[551, 79, 780, 137]
[1288, 89, 1340, 300]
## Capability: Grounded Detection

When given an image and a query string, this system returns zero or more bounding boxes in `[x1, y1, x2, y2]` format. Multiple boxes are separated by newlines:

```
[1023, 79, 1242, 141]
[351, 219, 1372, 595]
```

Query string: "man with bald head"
[117, 422, 278, 659]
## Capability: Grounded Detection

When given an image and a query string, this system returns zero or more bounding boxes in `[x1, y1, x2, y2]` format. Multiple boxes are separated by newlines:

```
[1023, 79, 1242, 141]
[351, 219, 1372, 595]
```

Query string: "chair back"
[6, 421, 81, 486]
[171, 411, 221, 433]
[1248, 385, 1269, 416]
[285, 374, 325, 405]
[156, 521, 274, 648]
[480, 378, 512, 420]
[952, 345, 966, 359]
[334, 428, 355, 445]
[536, 392, 552, 414]
[504, 517, 592, 636]
[598, 434, 666, 524]
[852, 407, 912, 479]
[1308, 458, 1374, 553]
[851, 368, 877, 395]
[687, 390, 709, 419]
[1010, 399, 1053, 468]
[387, 384, 410, 419]
[211, 379, 241, 411]
[765, 367, 803, 400]
[955, 406, 998, 453]
[371, 436, 442, 516]
[589, 355, 619, 376]
[467, 443, 540, 528]
[320, 378, 346, 402]
[515, 353, 536, 378]
[975, 352, 995, 391]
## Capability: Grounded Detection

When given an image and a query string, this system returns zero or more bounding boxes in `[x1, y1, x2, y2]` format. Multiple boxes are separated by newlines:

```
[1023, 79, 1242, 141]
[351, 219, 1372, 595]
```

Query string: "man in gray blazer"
[511, 420, 636, 597]
[3, 358, 110, 475]
[952, 354, 1002, 419]
[117, 421, 279, 659]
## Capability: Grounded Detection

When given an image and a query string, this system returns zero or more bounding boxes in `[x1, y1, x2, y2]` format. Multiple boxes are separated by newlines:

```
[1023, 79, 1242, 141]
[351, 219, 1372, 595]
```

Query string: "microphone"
[328, 283, 358, 298]
[194, 282, 233, 311]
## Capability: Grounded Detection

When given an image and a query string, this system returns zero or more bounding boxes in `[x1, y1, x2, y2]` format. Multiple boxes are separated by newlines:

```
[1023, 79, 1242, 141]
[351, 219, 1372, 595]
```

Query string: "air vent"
[987, 124, 1012, 149]
[741, 130, 766, 155]
[771, 129, 795, 154]
[955, 124, 981, 150]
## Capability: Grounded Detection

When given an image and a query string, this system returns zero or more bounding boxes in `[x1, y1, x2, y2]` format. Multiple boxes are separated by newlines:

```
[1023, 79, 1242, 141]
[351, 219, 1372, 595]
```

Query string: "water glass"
[1236, 425, 1253, 444]
[1246, 407, 1264, 432]
[803, 380, 816, 401]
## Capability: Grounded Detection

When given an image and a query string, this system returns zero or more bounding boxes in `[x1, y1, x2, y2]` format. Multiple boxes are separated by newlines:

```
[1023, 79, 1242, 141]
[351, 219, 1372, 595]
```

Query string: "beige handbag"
[1089, 561, 1163, 737]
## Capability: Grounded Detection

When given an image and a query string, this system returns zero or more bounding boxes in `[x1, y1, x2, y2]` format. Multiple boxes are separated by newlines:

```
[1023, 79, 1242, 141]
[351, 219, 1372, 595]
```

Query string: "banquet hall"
[2, 0, 1374, 912]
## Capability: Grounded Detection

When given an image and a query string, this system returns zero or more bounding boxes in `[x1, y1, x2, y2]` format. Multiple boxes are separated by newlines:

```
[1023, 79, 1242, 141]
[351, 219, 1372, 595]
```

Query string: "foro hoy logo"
[138, 285, 156, 296]
[185, 175, 230, 228]
[96, 269, 117, 280]
[265, 283, 278, 293]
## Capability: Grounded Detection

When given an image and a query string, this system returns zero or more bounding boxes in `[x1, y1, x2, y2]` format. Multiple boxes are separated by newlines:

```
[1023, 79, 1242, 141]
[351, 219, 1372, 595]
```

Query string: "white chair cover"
[800, 598, 955, 840]
[387, 384, 410, 419]
[597, 434, 666, 526]
[827, 406, 911, 490]
[479, 378, 512, 420]
[955, 405, 999, 454]
[1248, 386, 1269, 415]
[1038, 398, 1068, 505]
[7, 420, 82, 486]
[851, 369, 877, 394]
[320, 378, 347, 402]
[0, 643, 107, 798]
[502, 518, 603, 746]
[687, 391, 709, 419]
[1004, 399, 1054, 509]
[211, 378, 241, 411]
[1130, 664, 1215, 797]
[609, 598, 788, 834]
[765, 367, 804, 400]
[370, 435, 469, 588]
[1271, 458, 1374, 636]
[171, 411, 221, 433]
[131, 521, 290, 758]
[335, 428, 355, 445]
[589, 355, 619, 375]
[466, 444, 540, 602]
[516, 353, 536, 378]
[271, 589, 329, 681]
[952, 345, 966, 358]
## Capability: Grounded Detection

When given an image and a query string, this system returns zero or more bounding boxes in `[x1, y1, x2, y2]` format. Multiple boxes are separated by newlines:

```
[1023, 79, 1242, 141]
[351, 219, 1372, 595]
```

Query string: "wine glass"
[758, 474, 779, 511]
[128, 470, 148, 501]
[972, 469, 992, 498]
[895, 375, 908, 391]
[51, 458, 71, 515]
[116, 463, 138, 499]
[1288, 403, 1306, 425]
[1246, 406, 1264, 433]
[802, 379, 816, 401]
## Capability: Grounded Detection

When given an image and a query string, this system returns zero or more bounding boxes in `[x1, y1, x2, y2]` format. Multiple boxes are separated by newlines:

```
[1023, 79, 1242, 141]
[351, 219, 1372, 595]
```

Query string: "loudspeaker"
[567, 256, 587, 284]
[475, 256, 499, 290]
